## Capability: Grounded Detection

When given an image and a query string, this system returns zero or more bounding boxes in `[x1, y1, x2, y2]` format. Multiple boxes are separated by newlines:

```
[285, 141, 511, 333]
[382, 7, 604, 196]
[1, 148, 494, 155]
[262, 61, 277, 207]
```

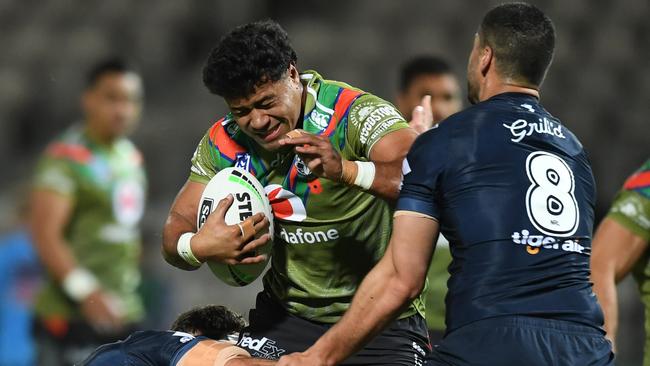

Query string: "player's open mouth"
[261, 124, 282, 142]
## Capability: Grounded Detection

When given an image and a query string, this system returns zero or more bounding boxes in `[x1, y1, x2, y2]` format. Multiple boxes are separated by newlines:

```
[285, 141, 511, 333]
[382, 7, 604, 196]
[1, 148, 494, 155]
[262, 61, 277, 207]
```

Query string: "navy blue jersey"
[80, 330, 205, 366]
[397, 92, 603, 333]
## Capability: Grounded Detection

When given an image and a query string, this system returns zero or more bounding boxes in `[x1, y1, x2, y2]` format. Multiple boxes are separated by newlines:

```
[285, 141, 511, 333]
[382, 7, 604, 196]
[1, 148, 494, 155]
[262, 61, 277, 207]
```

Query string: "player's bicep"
[30, 189, 74, 239]
[368, 128, 417, 164]
[388, 214, 440, 294]
[592, 217, 648, 282]
[33, 157, 77, 197]
[168, 180, 206, 231]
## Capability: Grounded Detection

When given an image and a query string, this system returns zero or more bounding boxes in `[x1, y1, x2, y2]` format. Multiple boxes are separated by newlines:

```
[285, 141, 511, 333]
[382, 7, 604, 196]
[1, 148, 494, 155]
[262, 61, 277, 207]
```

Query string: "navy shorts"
[238, 291, 430, 365]
[427, 316, 614, 366]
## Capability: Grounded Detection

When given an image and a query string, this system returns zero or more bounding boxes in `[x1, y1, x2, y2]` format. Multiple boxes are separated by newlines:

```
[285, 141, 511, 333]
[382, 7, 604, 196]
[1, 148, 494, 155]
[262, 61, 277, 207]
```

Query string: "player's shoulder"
[42, 125, 93, 164]
[348, 93, 403, 125]
[622, 158, 650, 199]
[406, 122, 451, 170]
[305, 69, 364, 95]
[203, 116, 241, 147]
[114, 137, 145, 166]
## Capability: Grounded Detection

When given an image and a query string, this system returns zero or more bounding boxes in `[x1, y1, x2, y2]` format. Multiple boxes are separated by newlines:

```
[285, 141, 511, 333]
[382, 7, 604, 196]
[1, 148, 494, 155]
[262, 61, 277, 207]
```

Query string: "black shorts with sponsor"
[237, 291, 430, 365]
[427, 316, 614, 366]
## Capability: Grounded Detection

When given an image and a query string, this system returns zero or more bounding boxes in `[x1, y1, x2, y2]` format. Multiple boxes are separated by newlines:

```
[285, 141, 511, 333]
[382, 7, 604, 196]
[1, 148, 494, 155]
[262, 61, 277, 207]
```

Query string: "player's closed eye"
[443, 93, 455, 101]
[257, 101, 274, 109]
[232, 108, 250, 117]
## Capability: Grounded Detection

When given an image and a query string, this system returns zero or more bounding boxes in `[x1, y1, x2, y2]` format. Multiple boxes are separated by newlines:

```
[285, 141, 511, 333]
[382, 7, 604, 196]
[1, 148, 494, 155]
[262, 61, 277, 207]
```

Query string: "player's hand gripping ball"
[197, 167, 274, 286]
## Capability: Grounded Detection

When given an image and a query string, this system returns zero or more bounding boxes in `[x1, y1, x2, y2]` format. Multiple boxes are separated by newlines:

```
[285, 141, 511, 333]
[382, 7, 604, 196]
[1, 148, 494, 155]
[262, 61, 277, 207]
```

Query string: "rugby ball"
[197, 167, 273, 286]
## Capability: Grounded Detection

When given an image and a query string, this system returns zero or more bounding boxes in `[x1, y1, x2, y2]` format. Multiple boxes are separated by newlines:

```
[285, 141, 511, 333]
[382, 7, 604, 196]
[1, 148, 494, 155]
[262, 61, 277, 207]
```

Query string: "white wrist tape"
[62, 268, 99, 302]
[177, 232, 202, 267]
[353, 161, 376, 190]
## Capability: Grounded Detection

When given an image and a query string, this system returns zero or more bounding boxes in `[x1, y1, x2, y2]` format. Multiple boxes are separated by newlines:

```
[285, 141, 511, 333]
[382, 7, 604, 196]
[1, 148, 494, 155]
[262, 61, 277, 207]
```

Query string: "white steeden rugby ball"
[197, 167, 273, 286]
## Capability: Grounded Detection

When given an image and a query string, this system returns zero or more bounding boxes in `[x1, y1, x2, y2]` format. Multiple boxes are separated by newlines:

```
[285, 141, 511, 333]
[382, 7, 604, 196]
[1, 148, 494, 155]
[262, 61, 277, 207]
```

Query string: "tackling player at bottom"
[79, 305, 274, 366]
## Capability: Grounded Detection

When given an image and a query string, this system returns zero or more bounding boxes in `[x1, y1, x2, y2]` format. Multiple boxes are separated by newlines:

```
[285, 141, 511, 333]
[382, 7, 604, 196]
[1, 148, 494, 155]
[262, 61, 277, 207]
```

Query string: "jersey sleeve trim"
[394, 210, 438, 221]
[367, 123, 411, 158]
[395, 196, 439, 220]
[188, 172, 210, 185]
[607, 190, 650, 242]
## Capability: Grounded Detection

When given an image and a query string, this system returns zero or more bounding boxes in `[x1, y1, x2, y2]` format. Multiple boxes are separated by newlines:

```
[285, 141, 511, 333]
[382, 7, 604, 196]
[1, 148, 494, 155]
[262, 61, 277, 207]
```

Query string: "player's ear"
[479, 45, 493, 77]
[288, 63, 300, 83]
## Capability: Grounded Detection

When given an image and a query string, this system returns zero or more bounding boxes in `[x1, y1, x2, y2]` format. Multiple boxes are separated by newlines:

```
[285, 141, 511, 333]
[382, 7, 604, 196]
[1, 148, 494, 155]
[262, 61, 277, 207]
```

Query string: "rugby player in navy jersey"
[79, 305, 273, 366]
[278, 3, 615, 366]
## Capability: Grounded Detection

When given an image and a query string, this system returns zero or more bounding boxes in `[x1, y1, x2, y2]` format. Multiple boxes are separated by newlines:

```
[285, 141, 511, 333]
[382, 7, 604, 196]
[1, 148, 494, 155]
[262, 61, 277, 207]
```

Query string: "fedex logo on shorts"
[237, 333, 285, 359]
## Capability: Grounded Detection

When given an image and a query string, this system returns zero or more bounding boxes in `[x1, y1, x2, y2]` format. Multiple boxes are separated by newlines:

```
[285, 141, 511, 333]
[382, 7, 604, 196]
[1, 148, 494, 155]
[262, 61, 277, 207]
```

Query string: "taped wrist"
[341, 160, 375, 190]
[177, 232, 202, 267]
[62, 267, 99, 302]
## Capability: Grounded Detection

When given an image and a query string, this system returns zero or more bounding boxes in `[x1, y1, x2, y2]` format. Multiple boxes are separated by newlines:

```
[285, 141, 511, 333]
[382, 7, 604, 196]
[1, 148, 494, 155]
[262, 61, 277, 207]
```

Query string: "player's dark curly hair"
[170, 305, 246, 340]
[479, 3, 555, 86]
[202, 19, 297, 100]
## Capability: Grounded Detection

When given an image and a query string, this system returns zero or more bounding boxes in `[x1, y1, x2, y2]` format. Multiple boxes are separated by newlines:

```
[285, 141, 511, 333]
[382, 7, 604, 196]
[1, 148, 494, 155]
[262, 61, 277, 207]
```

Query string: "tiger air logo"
[264, 184, 306, 222]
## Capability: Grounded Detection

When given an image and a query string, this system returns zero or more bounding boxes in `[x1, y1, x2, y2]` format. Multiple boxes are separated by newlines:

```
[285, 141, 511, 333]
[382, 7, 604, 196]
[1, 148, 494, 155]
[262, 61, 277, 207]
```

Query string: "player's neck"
[479, 77, 539, 102]
[85, 123, 118, 147]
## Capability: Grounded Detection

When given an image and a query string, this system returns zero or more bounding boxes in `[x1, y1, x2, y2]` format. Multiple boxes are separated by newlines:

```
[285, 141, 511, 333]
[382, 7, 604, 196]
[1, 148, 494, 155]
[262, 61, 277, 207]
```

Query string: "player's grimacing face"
[83, 72, 143, 140]
[227, 66, 303, 152]
[399, 74, 462, 122]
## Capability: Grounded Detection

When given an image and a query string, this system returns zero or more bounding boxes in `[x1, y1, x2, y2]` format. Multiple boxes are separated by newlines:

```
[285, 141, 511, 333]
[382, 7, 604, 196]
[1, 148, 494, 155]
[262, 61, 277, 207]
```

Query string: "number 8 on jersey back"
[197, 167, 274, 286]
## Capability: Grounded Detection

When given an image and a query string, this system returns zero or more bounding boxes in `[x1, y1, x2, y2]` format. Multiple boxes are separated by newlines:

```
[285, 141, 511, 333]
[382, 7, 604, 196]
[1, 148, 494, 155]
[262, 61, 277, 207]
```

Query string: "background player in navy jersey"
[278, 3, 615, 365]
[80, 305, 274, 366]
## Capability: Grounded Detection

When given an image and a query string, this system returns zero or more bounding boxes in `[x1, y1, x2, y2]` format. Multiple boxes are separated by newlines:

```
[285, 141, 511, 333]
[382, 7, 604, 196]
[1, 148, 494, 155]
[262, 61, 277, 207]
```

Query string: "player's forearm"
[31, 231, 78, 282]
[592, 270, 619, 345]
[162, 210, 201, 271]
[366, 161, 402, 203]
[227, 359, 276, 366]
[307, 258, 417, 365]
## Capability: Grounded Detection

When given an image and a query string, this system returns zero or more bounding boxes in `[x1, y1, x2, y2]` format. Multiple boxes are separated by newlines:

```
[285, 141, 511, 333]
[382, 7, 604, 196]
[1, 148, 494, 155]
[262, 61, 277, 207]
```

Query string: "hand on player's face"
[278, 130, 344, 182]
[409, 95, 434, 134]
[193, 194, 271, 265]
[228, 66, 303, 152]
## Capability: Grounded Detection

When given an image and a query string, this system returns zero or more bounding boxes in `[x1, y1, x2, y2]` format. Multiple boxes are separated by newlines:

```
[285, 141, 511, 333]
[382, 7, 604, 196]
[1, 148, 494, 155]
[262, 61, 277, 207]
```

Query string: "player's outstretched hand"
[82, 289, 125, 335]
[277, 352, 330, 366]
[278, 129, 343, 182]
[192, 194, 271, 265]
[409, 95, 433, 134]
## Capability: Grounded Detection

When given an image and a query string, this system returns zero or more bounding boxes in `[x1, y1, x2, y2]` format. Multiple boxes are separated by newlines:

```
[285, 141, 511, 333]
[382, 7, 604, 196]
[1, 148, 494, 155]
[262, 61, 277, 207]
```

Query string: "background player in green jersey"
[397, 56, 462, 134]
[395, 55, 463, 343]
[29, 59, 146, 365]
[592, 158, 650, 363]
[162, 20, 430, 364]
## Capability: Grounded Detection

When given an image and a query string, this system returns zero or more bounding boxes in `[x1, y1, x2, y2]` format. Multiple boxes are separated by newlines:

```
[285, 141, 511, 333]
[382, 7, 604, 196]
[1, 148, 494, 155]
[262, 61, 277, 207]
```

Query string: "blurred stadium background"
[0, 0, 647, 364]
